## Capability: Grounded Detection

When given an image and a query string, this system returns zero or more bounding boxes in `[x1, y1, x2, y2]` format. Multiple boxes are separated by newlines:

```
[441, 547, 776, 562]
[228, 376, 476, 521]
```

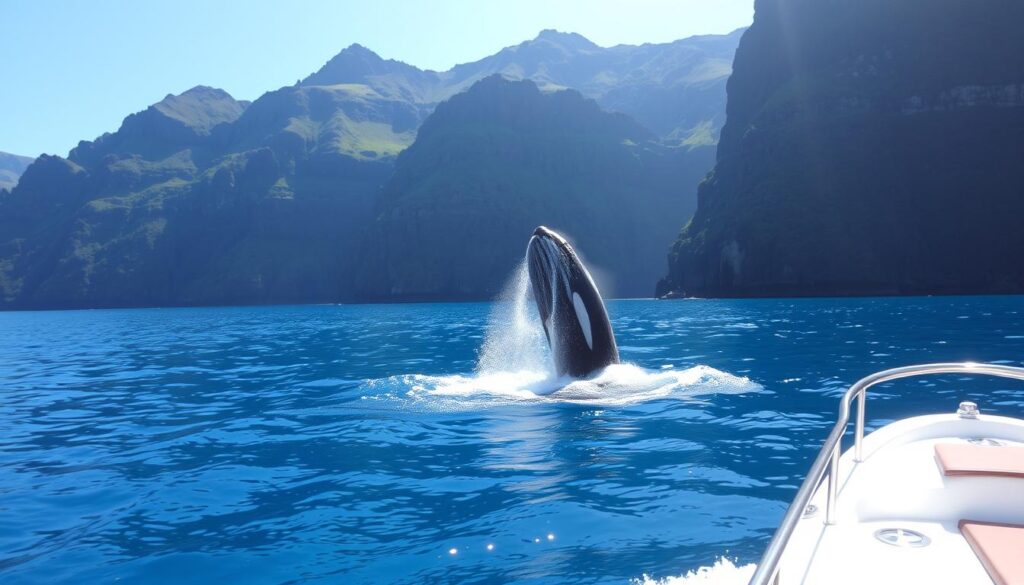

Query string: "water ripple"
[1, 297, 1023, 583]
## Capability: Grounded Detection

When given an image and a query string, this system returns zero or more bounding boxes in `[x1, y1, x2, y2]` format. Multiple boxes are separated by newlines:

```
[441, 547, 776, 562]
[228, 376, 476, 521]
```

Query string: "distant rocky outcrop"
[0, 151, 34, 191]
[661, 0, 1024, 298]
[357, 76, 706, 300]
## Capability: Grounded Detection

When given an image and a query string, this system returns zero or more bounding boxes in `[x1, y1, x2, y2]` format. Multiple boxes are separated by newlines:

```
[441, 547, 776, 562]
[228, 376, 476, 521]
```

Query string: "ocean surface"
[2, 294, 1024, 584]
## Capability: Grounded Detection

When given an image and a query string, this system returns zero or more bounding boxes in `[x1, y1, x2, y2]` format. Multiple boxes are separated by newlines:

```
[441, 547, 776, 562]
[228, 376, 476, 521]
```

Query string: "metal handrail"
[748, 362, 1024, 585]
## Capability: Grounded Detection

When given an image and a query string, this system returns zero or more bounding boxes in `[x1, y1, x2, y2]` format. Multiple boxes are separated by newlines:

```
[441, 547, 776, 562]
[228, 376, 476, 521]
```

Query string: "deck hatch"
[874, 528, 930, 548]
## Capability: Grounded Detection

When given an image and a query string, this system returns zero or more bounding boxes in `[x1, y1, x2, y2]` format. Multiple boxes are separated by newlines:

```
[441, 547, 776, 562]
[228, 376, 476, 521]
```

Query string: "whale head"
[527, 226, 619, 378]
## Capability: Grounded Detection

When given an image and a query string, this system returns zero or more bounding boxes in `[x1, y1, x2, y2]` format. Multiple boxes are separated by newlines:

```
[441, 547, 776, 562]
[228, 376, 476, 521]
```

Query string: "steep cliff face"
[663, 0, 1024, 298]
[0, 86, 391, 309]
[358, 76, 704, 300]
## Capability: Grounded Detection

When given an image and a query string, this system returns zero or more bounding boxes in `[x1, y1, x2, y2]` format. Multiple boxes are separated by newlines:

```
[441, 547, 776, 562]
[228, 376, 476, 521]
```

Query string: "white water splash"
[634, 558, 756, 585]
[361, 258, 761, 409]
[475, 260, 552, 376]
[364, 364, 759, 410]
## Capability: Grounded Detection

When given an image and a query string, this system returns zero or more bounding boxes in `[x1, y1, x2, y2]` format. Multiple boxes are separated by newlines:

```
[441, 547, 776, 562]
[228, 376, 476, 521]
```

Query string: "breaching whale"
[527, 226, 619, 378]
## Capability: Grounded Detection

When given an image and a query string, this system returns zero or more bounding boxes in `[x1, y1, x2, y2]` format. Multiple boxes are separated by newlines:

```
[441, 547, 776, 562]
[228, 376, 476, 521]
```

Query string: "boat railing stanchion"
[826, 443, 839, 524]
[855, 389, 866, 462]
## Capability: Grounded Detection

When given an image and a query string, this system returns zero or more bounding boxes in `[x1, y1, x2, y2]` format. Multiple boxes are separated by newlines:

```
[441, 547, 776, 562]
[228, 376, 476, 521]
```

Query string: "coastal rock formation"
[0, 30, 740, 309]
[662, 0, 1024, 297]
[357, 76, 703, 300]
[0, 86, 392, 308]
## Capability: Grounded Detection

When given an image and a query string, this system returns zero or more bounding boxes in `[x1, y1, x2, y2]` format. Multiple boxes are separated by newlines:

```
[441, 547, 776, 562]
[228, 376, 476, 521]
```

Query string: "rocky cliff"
[662, 0, 1024, 297]
[0, 86, 392, 308]
[358, 76, 704, 300]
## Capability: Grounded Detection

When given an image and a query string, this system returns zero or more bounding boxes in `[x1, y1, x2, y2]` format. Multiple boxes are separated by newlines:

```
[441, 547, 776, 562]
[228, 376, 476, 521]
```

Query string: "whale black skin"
[527, 226, 619, 378]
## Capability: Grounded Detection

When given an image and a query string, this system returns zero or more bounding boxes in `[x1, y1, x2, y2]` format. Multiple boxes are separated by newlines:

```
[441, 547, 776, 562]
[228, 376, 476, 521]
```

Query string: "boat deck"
[779, 413, 1024, 585]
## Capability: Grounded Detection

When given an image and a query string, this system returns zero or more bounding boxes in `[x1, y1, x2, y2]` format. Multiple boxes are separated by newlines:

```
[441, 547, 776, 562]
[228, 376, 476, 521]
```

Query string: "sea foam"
[634, 558, 757, 585]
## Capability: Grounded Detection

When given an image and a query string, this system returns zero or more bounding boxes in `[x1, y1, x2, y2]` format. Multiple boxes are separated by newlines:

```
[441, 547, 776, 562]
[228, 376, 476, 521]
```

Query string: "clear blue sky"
[1, 0, 753, 158]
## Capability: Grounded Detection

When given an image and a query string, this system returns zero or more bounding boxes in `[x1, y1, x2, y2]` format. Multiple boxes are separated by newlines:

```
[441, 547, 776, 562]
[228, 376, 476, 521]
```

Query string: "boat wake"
[360, 261, 760, 409]
[634, 558, 756, 584]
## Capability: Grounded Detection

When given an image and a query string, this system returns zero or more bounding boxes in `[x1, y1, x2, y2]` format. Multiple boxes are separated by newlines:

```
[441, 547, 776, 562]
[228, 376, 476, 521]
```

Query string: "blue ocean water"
[2, 295, 1024, 584]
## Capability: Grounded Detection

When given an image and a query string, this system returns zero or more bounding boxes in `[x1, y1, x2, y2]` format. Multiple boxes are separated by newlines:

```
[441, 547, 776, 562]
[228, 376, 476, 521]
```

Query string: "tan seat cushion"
[960, 520, 1024, 585]
[935, 443, 1024, 478]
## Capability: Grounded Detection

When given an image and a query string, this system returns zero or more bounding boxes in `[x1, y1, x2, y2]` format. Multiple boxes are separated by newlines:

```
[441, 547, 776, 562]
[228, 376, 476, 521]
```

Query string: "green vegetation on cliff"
[0, 85, 393, 309]
[662, 0, 1024, 298]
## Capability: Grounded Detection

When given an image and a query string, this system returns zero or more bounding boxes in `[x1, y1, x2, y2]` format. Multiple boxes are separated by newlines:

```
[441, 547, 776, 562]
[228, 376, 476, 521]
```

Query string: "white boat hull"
[778, 413, 1024, 584]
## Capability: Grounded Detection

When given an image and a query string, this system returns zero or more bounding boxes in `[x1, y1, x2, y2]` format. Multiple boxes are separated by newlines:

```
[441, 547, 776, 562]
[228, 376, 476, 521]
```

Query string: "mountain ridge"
[0, 29, 742, 309]
[296, 28, 743, 142]
[357, 75, 705, 301]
